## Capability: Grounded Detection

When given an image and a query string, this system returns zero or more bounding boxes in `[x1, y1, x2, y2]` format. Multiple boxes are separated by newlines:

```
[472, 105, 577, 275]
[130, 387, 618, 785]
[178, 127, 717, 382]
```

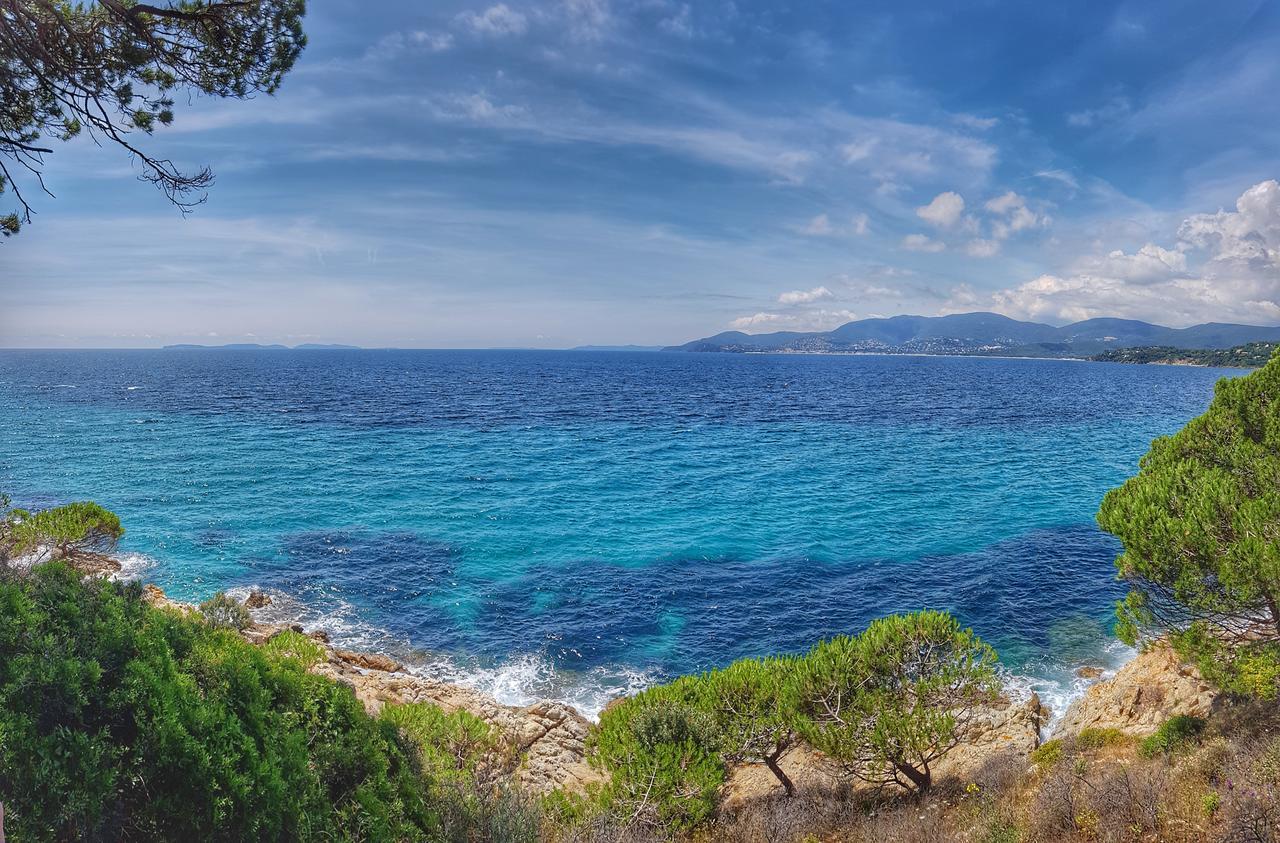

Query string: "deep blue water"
[0, 349, 1239, 716]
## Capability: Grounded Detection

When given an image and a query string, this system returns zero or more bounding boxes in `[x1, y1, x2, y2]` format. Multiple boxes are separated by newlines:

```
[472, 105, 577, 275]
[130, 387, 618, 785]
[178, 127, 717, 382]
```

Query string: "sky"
[3, 0, 1280, 348]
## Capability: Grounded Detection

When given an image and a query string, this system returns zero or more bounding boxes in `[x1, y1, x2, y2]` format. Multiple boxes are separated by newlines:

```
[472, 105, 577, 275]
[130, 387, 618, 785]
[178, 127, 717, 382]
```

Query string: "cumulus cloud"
[457, 4, 528, 36]
[984, 191, 1047, 240]
[851, 213, 869, 235]
[988, 179, 1280, 325]
[902, 233, 945, 253]
[916, 191, 966, 227]
[778, 286, 833, 305]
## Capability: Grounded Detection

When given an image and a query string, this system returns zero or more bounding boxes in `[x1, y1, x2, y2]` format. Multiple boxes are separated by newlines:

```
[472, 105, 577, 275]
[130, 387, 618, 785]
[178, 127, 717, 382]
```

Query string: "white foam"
[109, 552, 158, 582]
[1003, 638, 1136, 737]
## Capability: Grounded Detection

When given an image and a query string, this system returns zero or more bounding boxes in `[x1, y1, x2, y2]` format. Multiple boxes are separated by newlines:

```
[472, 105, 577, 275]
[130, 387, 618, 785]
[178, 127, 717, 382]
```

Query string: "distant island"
[666, 312, 1280, 359]
[163, 343, 363, 350]
[1091, 341, 1278, 368]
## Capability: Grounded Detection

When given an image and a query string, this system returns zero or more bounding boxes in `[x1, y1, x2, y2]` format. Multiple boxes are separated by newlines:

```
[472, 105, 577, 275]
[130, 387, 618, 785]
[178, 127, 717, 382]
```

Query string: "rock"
[1054, 641, 1219, 738]
[1076, 666, 1105, 680]
[309, 629, 331, 643]
[141, 583, 197, 616]
[333, 649, 404, 673]
[934, 692, 1047, 781]
[244, 589, 272, 609]
[66, 550, 122, 576]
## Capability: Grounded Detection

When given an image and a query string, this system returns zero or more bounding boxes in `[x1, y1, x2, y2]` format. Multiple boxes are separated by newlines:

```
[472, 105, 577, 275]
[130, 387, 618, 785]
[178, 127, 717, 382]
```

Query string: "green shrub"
[589, 681, 725, 833]
[795, 610, 1000, 794]
[382, 701, 497, 784]
[199, 590, 252, 631]
[1030, 739, 1064, 767]
[261, 628, 326, 668]
[1138, 715, 1206, 758]
[6, 500, 124, 559]
[1076, 727, 1132, 751]
[0, 562, 436, 841]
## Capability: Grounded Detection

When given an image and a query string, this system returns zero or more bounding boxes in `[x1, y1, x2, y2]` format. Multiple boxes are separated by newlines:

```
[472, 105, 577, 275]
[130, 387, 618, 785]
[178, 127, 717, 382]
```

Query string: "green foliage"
[1, 0, 307, 231]
[1075, 727, 1132, 751]
[1030, 739, 1065, 767]
[0, 562, 436, 841]
[381, 702, 496, 785]
[261, 629, 325, 668]
[1091, 342, 1279, 368]
[6, 500, 124, 560]
[795, 610, 1000, 793]
[1137, 715, 1205, 758]
[199, 590, 253, 631]
[1099, 349, 1280, 698]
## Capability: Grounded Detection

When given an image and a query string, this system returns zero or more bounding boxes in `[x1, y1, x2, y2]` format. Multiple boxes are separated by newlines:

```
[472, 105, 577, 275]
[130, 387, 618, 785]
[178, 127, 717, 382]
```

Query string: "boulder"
[244, 589, 272, 609]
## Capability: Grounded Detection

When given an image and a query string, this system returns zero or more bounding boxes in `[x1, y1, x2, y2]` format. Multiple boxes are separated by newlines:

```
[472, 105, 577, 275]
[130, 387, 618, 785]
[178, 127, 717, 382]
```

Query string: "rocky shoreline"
[133, 575, 1223, 805]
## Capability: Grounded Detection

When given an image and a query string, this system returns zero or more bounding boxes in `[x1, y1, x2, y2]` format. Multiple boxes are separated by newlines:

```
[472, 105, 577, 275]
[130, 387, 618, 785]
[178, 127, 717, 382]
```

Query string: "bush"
[0, 562, 437, 841]
[1139, 715, 1206, 758]
[381, 701, 498, 785]
[261, 628, 326, 668]
[199, 590, 252, 631]
[1030, 739, 1064, 767]
[795, 611, 1000, 794]
[589, 686, 725, 834]
[1076, 727, 1132, 751]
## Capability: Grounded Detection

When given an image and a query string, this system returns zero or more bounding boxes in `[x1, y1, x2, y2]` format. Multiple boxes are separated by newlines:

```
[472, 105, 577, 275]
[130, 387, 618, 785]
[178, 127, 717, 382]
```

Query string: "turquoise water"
[0, 349, 1238, 716]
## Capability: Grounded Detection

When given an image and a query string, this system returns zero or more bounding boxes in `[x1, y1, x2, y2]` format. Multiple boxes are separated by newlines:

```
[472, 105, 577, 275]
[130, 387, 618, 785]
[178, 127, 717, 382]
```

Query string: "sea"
[0, 349, 1240, 721]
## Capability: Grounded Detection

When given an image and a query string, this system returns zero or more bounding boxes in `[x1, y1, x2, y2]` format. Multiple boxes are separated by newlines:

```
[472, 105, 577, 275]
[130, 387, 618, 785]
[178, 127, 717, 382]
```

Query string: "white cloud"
[778, 286, 833, 305]
[659, 4, 693, 38]
[795, 213, 868, 237]
[916, 191, 965, 228]
[729, 309, 858, 331]
[409, 31, 455, 51]
[965, 239, 1000, 258]
[984, 191, 1048, 240]
[457, 4, 529, 36]
[799, 214, 833, 236]
[562, 0, 612, 41]
[987, 179, 1280, 325]
[902, 233, 945, 253]
[1067, 96, 1132, 128]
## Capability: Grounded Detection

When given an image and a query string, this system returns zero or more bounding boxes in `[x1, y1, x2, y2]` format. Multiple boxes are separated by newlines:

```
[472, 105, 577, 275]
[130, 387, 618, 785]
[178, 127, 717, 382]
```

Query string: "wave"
[1003, 637, 1135, 735]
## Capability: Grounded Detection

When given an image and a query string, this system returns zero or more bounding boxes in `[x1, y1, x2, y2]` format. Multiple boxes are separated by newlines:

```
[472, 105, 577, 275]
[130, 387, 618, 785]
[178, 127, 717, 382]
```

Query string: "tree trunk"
[764, 747, 795, 797]
[894, 761, 931, 794]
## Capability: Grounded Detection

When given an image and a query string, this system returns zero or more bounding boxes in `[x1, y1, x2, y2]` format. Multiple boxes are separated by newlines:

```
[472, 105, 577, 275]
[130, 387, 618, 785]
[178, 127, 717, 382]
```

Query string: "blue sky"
[3, 0, 1280, 347]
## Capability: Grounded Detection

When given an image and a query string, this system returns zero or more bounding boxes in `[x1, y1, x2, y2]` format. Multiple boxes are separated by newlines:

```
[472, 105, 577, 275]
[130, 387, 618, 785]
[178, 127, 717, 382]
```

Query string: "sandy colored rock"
[333, 649, 405, 673]
[1076, 666, 1105, 680]
[1054, 641, 1218, 738]
[245, 589, 272, 608]
[141, 583, 197, 616]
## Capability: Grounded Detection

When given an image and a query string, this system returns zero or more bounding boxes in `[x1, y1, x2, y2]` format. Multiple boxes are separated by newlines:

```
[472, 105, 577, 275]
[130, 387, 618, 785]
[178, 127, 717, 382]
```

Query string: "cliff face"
[1053, 642, 1219, 737]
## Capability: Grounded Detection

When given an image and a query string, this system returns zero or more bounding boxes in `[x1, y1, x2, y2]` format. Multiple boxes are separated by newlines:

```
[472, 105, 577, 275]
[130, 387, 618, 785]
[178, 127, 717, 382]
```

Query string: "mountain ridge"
[666, 312, 1280, 357]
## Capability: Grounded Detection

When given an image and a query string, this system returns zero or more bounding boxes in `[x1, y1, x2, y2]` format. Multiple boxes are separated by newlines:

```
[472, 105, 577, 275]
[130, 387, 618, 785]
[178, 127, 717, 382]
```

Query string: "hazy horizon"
[3, 0, 1280, 348]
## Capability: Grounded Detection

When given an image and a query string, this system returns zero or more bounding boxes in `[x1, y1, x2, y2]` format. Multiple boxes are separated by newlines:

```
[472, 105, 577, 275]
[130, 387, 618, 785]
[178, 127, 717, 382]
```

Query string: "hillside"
[666, 312, 1280, 358]
[1091, 341, 1278, 367]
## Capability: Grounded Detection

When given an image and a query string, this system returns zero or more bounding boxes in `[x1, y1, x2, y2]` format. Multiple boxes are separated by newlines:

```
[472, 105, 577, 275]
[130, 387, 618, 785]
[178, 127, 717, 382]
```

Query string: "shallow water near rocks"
[0, 349, 1238, 718]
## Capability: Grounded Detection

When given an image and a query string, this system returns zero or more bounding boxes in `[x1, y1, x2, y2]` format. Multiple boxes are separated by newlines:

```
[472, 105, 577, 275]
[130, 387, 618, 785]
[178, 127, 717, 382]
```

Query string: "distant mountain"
[163, 343, 361, 350]
[571, 345, 666, 352]
[666, 312, 1280, 358]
